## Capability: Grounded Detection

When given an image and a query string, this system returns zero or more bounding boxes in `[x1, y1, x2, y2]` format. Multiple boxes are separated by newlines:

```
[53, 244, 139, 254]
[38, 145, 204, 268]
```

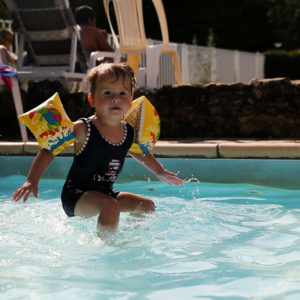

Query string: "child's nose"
[111, 93, 121, 100]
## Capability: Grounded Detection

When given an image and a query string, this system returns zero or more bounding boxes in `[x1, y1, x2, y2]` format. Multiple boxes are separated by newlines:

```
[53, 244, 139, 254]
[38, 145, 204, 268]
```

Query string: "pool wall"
[1, 140, 300, 188]
[1, 155, 300, 189]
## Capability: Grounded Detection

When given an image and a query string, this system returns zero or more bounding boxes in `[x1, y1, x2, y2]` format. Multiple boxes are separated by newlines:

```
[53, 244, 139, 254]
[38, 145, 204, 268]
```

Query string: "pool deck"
[1, 139, 300, 159]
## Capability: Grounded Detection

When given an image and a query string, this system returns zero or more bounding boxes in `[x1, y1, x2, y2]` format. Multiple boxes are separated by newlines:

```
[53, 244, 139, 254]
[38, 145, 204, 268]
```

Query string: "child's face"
[88, 74, 132, 123]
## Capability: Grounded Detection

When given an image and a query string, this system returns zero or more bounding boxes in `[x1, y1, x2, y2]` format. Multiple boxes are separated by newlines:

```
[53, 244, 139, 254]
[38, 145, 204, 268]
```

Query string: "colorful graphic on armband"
[18, 93, 76, 155]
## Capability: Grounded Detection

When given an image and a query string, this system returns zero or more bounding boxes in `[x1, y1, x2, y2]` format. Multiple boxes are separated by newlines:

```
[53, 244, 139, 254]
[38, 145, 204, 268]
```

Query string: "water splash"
[184, 176, 201, 184]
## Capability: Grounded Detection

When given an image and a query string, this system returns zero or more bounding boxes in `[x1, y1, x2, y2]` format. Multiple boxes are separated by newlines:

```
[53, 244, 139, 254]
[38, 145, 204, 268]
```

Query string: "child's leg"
[116, 192, 155, 212]
[74, 190, 120, 231]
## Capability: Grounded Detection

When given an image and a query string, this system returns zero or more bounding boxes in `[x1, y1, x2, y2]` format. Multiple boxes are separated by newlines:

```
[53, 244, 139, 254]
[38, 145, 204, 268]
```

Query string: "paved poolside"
[1, 139, 300, 158]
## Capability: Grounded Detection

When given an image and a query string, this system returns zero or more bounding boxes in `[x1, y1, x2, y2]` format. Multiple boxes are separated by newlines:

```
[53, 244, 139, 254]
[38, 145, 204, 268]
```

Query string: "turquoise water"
[0, 173, 300, 299]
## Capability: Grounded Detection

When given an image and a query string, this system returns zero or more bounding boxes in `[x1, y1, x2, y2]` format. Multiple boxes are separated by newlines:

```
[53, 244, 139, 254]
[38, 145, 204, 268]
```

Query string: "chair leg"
[127, 53, 142, 77]
[146, 46, 160, 89]
[146, 46, 182, 88]
[171, 51, 182, 84]
[11, 77, 28, 142]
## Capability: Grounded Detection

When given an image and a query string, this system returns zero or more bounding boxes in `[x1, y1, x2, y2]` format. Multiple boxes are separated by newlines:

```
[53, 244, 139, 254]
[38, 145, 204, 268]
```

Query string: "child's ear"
[87, 93, 94, 107]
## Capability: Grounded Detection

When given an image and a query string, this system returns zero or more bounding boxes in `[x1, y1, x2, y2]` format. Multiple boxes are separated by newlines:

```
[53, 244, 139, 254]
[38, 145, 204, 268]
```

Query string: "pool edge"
[1, 140, 300, 158]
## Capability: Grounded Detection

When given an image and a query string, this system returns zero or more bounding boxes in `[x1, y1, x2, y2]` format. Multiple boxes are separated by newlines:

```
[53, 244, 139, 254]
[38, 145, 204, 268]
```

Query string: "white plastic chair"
[90, 0, 147, 78]
[146, 0, 182, 88]
[92, 0, 181, 88]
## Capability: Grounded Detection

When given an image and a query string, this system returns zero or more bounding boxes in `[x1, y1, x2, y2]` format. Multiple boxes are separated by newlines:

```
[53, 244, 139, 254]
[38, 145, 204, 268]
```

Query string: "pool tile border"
[218, 141, 300, 158]
[1, 140, 300, 158]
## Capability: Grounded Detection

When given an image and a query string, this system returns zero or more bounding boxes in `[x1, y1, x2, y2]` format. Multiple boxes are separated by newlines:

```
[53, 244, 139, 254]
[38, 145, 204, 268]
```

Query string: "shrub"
[264, 50, 300, 80]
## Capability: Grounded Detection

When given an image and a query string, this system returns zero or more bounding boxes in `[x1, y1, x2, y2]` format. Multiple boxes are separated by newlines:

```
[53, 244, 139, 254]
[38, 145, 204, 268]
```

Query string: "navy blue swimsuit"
[61, 118, 134, 217]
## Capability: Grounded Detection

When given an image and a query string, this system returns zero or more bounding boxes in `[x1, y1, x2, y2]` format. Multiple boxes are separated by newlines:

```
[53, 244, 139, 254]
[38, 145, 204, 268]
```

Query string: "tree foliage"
[144, 0, 300, 52]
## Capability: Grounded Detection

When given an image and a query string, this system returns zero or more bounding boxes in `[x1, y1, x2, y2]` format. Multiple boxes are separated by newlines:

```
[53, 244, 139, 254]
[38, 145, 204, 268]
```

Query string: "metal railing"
[0, 19, 13, 29]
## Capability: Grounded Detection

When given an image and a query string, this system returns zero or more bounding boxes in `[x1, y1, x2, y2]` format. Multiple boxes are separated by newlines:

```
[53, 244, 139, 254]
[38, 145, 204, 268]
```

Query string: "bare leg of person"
[116, 192, 155, 213]
[74, 190, 120, 233]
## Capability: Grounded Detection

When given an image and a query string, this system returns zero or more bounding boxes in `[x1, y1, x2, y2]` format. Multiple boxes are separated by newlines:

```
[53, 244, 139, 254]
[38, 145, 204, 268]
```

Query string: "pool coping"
[1, 139, 300, 159]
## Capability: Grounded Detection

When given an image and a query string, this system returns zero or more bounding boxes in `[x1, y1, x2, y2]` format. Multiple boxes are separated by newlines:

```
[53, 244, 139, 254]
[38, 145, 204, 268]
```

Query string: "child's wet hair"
[87, 63, 137, 96]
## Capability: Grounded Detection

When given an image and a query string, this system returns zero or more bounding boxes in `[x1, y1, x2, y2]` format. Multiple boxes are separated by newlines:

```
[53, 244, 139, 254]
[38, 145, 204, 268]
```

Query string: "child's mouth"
[110, 106, 121, 111]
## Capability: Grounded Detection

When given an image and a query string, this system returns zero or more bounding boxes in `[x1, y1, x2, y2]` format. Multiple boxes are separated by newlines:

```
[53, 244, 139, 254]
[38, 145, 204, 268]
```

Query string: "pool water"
[0, 175, 299, 299]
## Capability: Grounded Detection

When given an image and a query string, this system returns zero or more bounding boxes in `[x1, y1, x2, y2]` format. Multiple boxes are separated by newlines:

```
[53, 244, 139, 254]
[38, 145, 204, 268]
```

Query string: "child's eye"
[103, 90, 113, 96]
[120, 91, 129, 96]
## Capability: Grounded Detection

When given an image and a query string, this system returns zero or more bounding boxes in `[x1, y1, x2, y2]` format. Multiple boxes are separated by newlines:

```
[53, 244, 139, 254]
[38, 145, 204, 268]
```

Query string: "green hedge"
[264, 50, 300, 80]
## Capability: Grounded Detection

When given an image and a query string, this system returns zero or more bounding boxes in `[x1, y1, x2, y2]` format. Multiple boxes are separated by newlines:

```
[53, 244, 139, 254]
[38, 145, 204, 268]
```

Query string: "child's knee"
[149, 200, 155, 211]
[105, 197, 120, 217]
[142, 199, 155, 211]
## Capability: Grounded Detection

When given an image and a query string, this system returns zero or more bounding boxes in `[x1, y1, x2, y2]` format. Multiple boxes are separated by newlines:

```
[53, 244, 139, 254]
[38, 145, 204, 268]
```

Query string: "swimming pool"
[0, 157, 300, 299]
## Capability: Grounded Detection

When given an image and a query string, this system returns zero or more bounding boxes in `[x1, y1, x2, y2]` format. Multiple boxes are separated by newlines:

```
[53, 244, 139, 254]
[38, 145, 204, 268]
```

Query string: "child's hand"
[12, 181, 39, 203]
[156, 169, 184, 185]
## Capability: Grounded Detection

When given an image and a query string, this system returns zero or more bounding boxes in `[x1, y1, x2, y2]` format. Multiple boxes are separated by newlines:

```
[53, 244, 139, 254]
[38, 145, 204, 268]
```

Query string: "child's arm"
[12, 120, 85, 203]
[130, 152, 184, 185]
[12, 149, 55, 202]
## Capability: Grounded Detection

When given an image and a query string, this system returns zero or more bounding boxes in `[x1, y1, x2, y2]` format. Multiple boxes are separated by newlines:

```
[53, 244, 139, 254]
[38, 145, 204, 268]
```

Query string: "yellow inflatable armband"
[18, 92, 76, 156]
[124, 96, 160, 154]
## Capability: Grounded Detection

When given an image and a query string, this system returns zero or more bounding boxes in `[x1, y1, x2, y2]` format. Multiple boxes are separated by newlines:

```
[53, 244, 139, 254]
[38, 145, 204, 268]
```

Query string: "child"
[12, 63, 184, 234]
[0, 28, 17, 67]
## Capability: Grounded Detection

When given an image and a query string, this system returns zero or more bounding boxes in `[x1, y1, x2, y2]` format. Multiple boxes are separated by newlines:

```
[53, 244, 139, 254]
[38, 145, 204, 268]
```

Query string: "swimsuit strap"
[74, 118, 91, 155]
